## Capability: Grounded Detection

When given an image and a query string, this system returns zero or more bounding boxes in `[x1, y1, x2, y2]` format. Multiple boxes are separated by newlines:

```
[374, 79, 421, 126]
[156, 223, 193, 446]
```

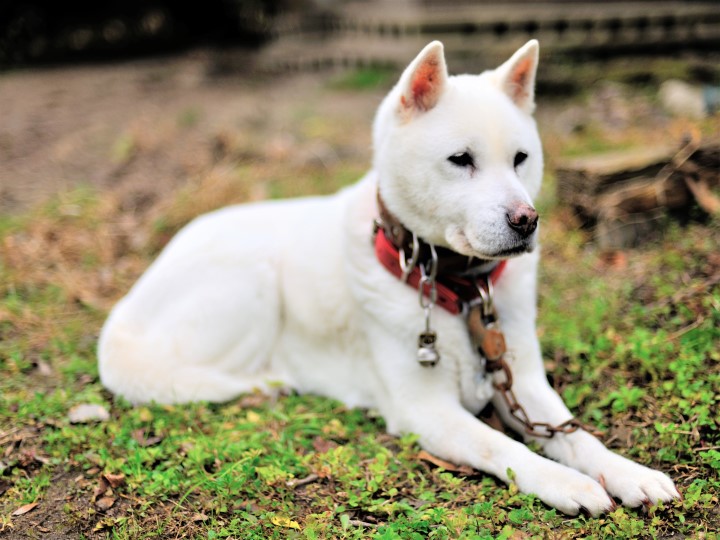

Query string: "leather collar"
[374, 192, 506, 315]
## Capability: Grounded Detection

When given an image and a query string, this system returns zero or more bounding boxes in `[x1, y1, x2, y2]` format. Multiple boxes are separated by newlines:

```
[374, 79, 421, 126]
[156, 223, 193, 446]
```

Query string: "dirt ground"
[0, 48, 382, 216]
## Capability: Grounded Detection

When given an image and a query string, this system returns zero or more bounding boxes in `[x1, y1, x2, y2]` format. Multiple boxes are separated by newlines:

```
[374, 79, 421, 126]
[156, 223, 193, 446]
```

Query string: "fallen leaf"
[95, 496, 116, 511]
[93, 476, 110, 499]
[312, 436, 337, 454]
[93, 518, 118, 532]
[68, 404, 110, 424]
[131, 429, 163, 447]
[417, 450, 474, 475]
[12, 502, 39, 516]
[103, 473, 125, 489]
[270, 515, 301, 529]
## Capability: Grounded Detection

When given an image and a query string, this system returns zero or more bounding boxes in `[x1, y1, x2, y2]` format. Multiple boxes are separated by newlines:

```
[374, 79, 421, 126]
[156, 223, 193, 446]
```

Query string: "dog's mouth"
[447, 227, 536, 260]
[490, 241, 536, 258]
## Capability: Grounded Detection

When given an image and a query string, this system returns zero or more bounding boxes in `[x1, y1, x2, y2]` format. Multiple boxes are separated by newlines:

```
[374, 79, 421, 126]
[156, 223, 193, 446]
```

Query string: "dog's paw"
[518, 461, 615, 516]
[600, 460, 680, 508]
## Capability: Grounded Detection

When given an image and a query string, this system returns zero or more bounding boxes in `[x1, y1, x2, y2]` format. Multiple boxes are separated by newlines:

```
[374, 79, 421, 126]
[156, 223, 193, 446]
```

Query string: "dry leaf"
[93, 476, 110, 499]
[95, 496, 116, 511]
[12, 502, 39, 516]
[190, 513, 209, 522]
[312, 436, 337, 454]
[68, 404, 110, 424]
[131, 429, 163, 447]
[103, 473, 125, 489]
[270, 515, 301, 529]
[417, 450, 474, 475]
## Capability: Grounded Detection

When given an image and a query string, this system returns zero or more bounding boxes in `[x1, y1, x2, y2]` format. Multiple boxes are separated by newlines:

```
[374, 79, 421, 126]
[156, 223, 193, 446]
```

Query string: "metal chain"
[487, 355, 582, 438]
[472, 277, 584, 439]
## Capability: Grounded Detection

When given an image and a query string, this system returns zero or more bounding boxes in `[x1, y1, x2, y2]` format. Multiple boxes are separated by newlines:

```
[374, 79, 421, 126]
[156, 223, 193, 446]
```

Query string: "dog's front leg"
[493, 322, 680, 509]
[364, 322, 614, 516]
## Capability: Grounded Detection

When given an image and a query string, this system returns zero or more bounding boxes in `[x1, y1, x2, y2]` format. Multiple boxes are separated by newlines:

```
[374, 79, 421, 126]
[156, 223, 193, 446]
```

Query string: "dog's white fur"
[99, 41, 679, 515]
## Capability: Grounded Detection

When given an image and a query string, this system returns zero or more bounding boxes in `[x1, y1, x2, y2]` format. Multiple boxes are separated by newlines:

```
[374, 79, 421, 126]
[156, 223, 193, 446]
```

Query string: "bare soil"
[0, 48, 380, 216]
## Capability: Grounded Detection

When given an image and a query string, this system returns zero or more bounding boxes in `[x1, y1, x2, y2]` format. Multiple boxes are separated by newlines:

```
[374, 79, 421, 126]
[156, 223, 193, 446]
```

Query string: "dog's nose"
[506, 204, 538, 238]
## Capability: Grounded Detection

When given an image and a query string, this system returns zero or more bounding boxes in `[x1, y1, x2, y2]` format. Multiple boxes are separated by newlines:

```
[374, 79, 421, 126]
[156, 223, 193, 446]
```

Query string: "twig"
[667, 317, 705, 341]
[685, 176, 720, 215]
[286, 473, 319, 489]
[645, 273, 720, 312]
[654, 130, 701, 186]
[348, 519, 377, 528]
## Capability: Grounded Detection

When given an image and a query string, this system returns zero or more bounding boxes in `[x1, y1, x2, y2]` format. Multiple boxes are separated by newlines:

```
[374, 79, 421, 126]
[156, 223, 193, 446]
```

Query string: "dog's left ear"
[397, 41, 448, 116]
[494, 40, 539, 114]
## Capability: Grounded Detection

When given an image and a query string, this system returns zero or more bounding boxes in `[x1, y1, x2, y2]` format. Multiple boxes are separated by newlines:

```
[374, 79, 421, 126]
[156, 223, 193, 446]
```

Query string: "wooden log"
[555, 137, 720, 248]
[555, 144, 677, 210]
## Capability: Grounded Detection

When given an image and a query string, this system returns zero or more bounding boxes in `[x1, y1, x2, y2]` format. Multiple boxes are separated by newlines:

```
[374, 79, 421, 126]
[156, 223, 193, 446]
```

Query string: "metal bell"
[417, 331, 440, 367]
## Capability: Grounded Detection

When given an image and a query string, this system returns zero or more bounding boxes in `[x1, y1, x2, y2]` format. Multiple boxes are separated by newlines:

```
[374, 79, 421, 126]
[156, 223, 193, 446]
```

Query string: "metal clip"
[474, 277, 494, 319]
[417, 244, 440, 367]
[399, 232, 420, 282]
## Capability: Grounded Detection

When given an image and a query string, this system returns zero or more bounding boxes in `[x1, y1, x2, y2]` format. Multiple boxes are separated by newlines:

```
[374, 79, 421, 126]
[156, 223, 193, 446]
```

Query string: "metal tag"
[417, 331, 440, 367]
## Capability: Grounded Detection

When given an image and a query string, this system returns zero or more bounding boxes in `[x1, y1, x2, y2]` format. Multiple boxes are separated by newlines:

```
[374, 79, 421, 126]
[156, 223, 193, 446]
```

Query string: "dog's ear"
[397, 41, 448, 115]
[494, 40, 539, 114]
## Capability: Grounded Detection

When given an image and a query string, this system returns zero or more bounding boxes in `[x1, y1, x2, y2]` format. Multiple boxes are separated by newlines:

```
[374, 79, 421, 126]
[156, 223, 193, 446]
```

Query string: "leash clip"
[399, 232, 420, 283]
[417, 244, 440, 367]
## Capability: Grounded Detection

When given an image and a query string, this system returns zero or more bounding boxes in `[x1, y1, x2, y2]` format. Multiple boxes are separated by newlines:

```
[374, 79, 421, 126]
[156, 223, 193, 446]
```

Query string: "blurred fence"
[2, 0, 719, 74]
[259, 0, 720, 73]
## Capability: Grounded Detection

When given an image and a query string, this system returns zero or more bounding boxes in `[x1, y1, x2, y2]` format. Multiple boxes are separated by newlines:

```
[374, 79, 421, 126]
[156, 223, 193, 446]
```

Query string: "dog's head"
[373, 40, 543, 259]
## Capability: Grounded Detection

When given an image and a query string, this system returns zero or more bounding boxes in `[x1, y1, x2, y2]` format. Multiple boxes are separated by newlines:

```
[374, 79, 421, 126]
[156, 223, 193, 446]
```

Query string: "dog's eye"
[448, 152, 474, 168]
[514, 151, 528, 169]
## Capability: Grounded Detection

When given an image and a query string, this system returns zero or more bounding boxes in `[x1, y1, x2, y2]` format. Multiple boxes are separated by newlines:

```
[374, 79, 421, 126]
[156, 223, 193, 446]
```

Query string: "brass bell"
[417, 331, 440, 367]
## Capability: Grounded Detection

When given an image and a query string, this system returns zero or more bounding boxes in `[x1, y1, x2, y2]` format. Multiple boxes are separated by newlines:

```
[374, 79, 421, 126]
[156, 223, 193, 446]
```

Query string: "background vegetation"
[1, 64, 718, 538]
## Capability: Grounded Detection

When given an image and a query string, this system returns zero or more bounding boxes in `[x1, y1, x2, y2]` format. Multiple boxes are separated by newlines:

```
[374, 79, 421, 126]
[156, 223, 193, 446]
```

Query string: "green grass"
[1, 174, 719, 538]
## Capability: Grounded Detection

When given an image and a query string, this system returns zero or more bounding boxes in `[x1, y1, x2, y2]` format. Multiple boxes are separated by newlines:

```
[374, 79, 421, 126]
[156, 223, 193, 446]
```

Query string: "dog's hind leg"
[98, 255, 285, 405]
[99, 323, 285, 404]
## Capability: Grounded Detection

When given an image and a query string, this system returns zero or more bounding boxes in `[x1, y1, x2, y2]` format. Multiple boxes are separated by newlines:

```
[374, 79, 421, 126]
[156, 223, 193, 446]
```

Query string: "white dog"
[99, 40, 680, 515]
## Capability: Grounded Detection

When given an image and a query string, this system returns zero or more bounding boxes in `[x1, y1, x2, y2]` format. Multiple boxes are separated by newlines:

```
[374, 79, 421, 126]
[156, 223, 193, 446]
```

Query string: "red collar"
[374, 227, 507, 315]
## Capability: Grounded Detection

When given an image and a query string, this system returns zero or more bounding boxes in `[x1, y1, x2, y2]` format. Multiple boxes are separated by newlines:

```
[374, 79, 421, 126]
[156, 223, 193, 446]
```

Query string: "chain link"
[487, 355, 582, 438]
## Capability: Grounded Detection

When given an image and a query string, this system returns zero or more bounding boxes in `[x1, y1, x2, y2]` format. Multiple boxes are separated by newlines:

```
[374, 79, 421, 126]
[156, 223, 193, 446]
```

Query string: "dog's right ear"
[396, 41, 448, 116]
[493, 40, 539, 114]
